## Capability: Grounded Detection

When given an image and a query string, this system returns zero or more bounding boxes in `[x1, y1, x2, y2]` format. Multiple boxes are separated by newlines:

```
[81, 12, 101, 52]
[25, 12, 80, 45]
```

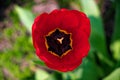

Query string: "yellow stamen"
[57, 37, 64, 44]
[45, 28, 73, 58]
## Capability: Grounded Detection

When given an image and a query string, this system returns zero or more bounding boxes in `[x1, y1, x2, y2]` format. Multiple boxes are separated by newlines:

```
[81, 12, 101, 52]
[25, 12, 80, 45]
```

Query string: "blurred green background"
[0, 0, 120, 80]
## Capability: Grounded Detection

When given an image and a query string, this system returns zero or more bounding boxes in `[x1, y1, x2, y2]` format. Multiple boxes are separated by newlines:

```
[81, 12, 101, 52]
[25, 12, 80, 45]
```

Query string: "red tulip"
[32, 9, 90, 72]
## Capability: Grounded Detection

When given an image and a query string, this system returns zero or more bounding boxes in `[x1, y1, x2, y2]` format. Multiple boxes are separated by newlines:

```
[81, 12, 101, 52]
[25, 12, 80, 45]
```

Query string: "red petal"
[32, 13, 48, 48]
[32, 9, 90, 72]
[61, 31, 90, 65]
[46, 58, 82, 72]
[60, 10, 79, 31]
[71, 10, 91, 38]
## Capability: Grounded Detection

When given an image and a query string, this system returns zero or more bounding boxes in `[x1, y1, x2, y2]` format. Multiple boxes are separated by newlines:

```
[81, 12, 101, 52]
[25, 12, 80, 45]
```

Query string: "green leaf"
[80, 0, 106, 57]
[47, 72, 63, 80]
[76, 58, 103, 80]
[15, 5, 35, 33]
[111, 0, 120, 62]
[103, 68, 120, 80]
[111, 40, 120, 61]
[112, 0, 120, 42]
[35, 69, 50, 80]
[46, 73, 58, 80]
[79, 0, 113, 67]
[33, 60, 45, 66]
[80, 0, 100, 17]
[62, 72, 77, 80]
[62, 58, 103, 80]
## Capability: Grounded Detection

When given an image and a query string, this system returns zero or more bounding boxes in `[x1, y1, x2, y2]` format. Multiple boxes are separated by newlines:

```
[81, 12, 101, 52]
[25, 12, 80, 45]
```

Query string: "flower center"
[45, 29, 72, 57]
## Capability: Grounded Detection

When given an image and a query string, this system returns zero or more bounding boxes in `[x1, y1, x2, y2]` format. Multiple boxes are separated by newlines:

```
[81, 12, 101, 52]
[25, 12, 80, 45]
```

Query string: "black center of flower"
[45, 29, 72, 57]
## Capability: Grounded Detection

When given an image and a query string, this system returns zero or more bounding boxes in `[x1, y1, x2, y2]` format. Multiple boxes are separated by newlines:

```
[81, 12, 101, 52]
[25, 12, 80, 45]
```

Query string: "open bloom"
[32, 9, 90, 72]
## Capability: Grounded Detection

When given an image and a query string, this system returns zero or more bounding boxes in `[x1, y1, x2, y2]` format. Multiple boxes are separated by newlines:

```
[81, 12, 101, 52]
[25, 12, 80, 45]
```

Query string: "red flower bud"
[32, 9, 91, 72]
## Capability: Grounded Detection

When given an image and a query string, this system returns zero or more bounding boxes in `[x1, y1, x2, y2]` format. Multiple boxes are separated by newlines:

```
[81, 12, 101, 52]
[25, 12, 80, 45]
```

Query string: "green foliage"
[76, 58, 103, 80]
[56, 0, 71, 8]
[15, 5, 35, 33]
[103, 68, 120, 80]
[111, 40, 120, 61]
[62, 58, 103, 80]
[110, 0, 120, 69]
[112, 0, 120, 41]
[80, 0, 112, 66]
[33, 59, 45, 66]
[35, 69, 49, 80]
[0, 9, 35, 80]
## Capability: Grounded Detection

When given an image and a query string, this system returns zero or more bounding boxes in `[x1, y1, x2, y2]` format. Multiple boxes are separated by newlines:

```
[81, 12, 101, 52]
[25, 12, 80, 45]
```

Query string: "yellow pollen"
[57, 37, 64, 44]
